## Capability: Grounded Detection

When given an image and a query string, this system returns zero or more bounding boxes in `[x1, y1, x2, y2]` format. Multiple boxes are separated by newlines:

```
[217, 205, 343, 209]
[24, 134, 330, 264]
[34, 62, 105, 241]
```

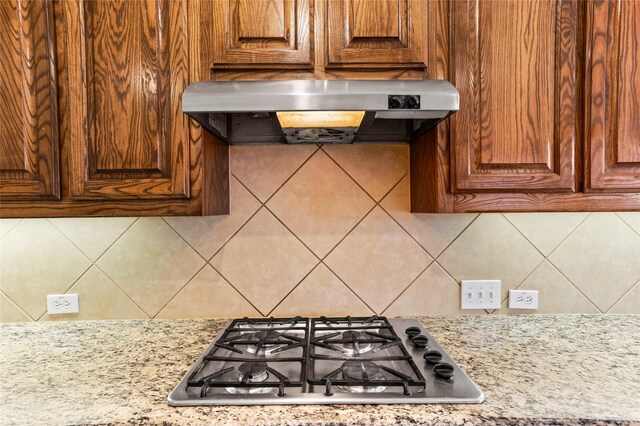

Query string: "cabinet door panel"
[326, 0, 425, 68]
[212, 0, 312, 69]
[586, 0, 640, 191]
[63, 0, 189, 199]
[451, 0, 577, 192]
[0, 0, 59, 200]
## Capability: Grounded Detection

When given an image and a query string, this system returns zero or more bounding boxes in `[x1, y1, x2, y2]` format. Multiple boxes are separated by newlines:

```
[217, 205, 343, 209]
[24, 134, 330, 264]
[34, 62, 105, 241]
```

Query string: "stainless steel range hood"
[182, 80, 459, 144]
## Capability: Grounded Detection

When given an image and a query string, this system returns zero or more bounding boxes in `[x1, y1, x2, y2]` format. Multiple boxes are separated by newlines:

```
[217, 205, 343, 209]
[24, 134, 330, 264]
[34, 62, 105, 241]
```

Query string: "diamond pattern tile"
[165, 176, 261, 260]
[49, 217, 135, 261]
[0, 292, 32, 322]
[617, 212, 640, 235]
[97, 218, 205, 317]
[0, 219, 91, 319]
[325, 207, 431, 313]
[385, 263, 484, 316]
[157, 265, 260, 319]
[39, 267, 148, 321]
[504, 212, 589, 256]
[272, 264, 373, 317]
[499, 262, 599, 314]
[381, 176, 477, 257]
[322, 143, 408, 201]
[549, 213, 640, 312]
[438, 214, 543, 300]
[210, 208, 318, 315]
[230, 144, 317, 202]
[0, 219, 21, 240]
[268, 150, 375, 257]
[608, 281, 640, 314]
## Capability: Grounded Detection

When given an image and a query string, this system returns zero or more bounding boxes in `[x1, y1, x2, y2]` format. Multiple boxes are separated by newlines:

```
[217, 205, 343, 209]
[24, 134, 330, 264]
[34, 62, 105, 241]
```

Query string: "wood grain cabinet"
[0, 0, 59, 201]
[325, 0, 426, 69]
[449, 0, 578, 193]
[585, 0, 640, 192]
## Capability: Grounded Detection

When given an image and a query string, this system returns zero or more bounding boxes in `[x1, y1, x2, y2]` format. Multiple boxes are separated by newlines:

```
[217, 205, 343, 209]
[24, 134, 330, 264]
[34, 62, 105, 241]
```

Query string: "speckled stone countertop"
[1, 315, 639, 426]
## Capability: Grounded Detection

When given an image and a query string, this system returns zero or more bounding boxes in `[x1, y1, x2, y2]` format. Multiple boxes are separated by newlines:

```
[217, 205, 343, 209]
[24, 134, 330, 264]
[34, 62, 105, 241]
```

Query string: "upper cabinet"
[0, 0, 59, 201]
[450, 0, 578, 193]
[208, 0, 313, 70]
[61, 0, 190, 200]
[585, 0, 640, 192]
[325, 0, 426, 69]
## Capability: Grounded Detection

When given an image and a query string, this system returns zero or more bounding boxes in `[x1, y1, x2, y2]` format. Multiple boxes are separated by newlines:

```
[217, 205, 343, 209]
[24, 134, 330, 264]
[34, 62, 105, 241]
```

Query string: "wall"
[1, 144, 639, 322]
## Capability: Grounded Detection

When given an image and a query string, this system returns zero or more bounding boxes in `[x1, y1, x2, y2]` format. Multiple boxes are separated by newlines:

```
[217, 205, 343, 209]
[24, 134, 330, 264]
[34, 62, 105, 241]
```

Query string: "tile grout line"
[379, 262, 431, 316]
[432, 214, 482, 262]
[265, 261, 323, 317]
[152, 262, 210, 319]
[0, 288, 36, 322]
[35, 261, 94, 322]
[545, 259, 605, 314]
[91, 264, 152, 319]
[320, 261, 378, 315]
[604, 277, 640, 314]
[543, 213, 592, 259]
[160, 217, 209, 264]
[207, 263, 269, 317]
[0, 218, 22, 242]
[500, 213, 551, 259]
[615, 212, 640, 239]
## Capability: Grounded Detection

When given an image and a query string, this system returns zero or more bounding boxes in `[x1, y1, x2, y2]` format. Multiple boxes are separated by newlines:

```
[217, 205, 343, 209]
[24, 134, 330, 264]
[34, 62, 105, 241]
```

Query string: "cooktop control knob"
[410, 335, 429, 349]
[423, 350, 443, 365]
[433, 362, 455, 380]
[405, 326, 421, 338]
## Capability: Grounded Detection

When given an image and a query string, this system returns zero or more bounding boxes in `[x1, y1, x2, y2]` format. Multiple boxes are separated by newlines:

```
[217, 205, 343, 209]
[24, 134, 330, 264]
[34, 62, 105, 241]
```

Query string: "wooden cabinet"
[0, 0, 59, 201]
[325, 0, 426, 69]
[585, 0, 640, 192]
[450, 0, 578, 193]
[61, 0, 190, 200]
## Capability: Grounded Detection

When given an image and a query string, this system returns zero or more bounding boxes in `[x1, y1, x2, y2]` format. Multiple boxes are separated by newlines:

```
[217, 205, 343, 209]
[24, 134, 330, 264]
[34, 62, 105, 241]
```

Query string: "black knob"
[407, 96, 420, 109]
[388, 96, 403, 109]
[423, 350, 443, 364]
[433, 362, 455, 380]
[411, 335, 429, 349]
[405, 326, 421, 337]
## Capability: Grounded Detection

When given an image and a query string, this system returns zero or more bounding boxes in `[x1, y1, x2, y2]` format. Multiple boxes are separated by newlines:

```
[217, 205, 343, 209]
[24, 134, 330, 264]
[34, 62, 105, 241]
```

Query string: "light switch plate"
[508, 289, 539, 310]
[47, 294, 79, 314]
[461, 280, 501, 309]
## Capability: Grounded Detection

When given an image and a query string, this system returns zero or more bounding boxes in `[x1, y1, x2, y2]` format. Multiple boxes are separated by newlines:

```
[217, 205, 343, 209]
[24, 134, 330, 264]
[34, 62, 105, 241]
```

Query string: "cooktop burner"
[168, 316, 484, 405]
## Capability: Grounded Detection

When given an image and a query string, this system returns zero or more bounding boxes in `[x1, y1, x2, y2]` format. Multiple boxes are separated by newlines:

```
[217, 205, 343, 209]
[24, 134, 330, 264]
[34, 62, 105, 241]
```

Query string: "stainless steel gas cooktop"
[168, 316, 484, 405]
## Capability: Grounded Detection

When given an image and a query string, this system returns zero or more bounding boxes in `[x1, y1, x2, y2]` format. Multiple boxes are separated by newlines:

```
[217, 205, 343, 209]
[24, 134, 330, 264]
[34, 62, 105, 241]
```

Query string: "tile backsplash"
[1, 144, 639, 322]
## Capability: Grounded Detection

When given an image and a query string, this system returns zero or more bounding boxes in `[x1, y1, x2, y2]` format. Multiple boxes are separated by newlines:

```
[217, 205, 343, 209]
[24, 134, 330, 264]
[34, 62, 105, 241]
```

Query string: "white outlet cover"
[508, 289, 539, 310]
[461, 280, 501, 310]
[47, 294, 79, 314]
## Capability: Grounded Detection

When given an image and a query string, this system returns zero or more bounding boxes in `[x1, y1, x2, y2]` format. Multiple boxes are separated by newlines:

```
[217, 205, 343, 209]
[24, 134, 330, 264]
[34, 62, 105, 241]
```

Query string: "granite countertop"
[1, 315, 639, 426]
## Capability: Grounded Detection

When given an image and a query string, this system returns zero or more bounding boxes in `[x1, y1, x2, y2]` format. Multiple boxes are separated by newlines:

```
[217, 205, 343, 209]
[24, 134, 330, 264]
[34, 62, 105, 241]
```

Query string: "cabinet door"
[62, 0, 189, 199]
[210, 0, 312, 69]
[326, 0, 425, 69]
[0, 0, 59, 200]
[450, 0, 577, 192]
[586, 0, 640, 191]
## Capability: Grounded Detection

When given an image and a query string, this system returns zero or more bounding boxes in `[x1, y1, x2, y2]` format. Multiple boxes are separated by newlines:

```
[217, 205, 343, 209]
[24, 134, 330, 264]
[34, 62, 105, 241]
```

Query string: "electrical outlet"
[461, 280, 501, 309]
[508, 290, 539, 310]
[46, 294, 79, 314]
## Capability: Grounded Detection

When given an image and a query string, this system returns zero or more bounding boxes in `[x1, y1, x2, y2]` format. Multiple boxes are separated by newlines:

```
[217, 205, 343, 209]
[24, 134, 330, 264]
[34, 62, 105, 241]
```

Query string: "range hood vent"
[182, 80, 459, 144]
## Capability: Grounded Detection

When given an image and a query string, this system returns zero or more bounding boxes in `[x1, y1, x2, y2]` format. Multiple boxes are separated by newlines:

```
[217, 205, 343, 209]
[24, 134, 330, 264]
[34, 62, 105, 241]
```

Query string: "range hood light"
[276, 111, 365, 129]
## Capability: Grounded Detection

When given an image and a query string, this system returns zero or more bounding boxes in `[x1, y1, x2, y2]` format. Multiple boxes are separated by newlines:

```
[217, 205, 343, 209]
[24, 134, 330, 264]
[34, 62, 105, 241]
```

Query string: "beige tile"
[504, 212, 589, 256]
[438, 214, 543, 300]
[0, 219, 91, 319]
[39, 267, 148, 321]
[210, 208, 318, 315]
[381, 176, 477, 257]
[267, 150, 375, 257]
[608, 281, 640, 314]
[549, 213, 640, 312]
[271, 264, 374, 317]
[97, 218, 205, 317]
[49, 217, 135, 261]
[157, 265, 260, 319]
[0, 292, 32, 322]
[322, 143, 408, 201]
[325, 207, 431, 313]
[230, 144, 317, 202]
[618, 212, 640, 235]
[0, 219, 21, 240]
[165, 177, 260, 260]
[499, 261, 599, 314]
[385, 263, 484, 316]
